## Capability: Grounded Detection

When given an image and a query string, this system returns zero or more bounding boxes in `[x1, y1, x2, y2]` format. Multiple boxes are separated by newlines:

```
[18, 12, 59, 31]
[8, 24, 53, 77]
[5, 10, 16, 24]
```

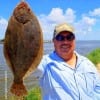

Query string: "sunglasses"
[55, 33, 75, 41]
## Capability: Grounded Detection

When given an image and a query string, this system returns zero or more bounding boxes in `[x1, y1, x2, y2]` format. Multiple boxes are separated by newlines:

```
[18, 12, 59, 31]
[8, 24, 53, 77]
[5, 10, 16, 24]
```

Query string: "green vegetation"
[24, 86, 41, 100]
[86, 48, 100, 65]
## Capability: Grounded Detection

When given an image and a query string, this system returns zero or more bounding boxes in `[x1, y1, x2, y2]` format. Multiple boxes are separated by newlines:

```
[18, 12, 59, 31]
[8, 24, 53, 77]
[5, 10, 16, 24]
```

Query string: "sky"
[0, 0, 100, 40]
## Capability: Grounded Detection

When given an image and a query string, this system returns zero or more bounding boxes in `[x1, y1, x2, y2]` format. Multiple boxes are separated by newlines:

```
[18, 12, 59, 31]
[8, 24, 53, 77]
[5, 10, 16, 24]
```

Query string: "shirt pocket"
[83, 72, 95, 95]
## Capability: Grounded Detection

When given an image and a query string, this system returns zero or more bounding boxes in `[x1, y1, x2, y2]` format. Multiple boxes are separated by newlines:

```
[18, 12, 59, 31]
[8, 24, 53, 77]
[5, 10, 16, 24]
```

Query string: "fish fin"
[10, 82, 28, 96]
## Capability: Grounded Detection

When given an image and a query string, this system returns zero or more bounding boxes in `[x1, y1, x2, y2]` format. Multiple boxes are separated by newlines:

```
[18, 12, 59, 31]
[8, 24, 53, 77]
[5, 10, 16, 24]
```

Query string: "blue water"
[44, 40, 100, 55]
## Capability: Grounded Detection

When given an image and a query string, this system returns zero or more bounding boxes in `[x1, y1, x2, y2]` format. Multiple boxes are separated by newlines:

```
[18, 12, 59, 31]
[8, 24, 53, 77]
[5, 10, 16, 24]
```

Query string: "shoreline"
[0, 40, 100, 44]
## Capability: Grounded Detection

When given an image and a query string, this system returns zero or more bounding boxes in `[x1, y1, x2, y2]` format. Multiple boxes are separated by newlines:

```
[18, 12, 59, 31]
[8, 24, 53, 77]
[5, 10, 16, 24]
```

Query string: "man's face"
[53, 31, 75, 61]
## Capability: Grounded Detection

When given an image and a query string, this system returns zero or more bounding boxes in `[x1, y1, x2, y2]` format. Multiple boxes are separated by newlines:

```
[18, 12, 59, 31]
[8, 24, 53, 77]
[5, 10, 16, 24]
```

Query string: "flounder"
[3, 1, 43, 96]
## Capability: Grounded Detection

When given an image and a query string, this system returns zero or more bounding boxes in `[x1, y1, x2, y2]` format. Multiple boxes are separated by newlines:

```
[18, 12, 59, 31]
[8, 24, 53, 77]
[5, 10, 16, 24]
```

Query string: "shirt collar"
[49, 51, 85, 70]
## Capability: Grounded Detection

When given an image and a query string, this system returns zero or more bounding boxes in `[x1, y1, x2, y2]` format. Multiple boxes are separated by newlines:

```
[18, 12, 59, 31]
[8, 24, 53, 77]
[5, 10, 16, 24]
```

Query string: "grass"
[86, 48, 100, 65]
[24, 86, 41, 100]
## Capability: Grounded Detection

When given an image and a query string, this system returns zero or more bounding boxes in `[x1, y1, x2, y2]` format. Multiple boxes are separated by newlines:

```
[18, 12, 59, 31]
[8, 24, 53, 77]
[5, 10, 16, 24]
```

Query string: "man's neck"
[65, 53, 77, 68]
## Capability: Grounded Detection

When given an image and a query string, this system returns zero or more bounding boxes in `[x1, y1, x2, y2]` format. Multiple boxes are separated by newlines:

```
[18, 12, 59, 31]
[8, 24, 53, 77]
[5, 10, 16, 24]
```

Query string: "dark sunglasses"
[55, 33, 75, 41]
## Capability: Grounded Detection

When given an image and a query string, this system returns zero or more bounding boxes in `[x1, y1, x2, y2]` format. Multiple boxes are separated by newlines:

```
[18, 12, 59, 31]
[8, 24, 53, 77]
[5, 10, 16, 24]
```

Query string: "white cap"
[53, 23, 74, 38]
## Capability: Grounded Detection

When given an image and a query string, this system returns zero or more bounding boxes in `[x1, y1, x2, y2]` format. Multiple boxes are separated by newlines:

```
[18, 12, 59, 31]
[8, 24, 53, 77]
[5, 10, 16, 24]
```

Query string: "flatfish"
[3, 1, 43, 96]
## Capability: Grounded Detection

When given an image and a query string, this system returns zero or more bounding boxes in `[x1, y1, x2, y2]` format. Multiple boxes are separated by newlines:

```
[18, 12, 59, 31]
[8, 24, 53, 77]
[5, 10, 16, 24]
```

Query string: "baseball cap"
[53, 23, 74, 38]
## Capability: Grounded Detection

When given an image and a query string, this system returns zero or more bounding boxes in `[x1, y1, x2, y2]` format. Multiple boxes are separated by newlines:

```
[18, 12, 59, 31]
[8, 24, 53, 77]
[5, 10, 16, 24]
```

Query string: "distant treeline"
[0, 39, 4, 43]
[0, 39, 52, 43]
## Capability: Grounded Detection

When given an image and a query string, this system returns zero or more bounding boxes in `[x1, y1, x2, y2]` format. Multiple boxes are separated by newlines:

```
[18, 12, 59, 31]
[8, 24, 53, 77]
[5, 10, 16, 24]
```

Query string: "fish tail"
[10, 82, 28, 96]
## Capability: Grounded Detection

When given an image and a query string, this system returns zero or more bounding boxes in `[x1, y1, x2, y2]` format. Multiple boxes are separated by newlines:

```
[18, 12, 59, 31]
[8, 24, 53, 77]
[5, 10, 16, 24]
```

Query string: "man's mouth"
[61, 44, 71, 49]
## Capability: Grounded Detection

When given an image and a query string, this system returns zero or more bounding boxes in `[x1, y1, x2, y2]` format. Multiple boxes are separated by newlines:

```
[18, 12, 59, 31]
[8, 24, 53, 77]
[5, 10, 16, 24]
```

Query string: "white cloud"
[0, 17, 8, 40]
[89, 8, 100, 17]
[38, 8, 75, 40]
[65, 8, 76, 23]
[38, 7, 99, 40]
[74, 16, 96, 34]
[47, 8, 65, 23]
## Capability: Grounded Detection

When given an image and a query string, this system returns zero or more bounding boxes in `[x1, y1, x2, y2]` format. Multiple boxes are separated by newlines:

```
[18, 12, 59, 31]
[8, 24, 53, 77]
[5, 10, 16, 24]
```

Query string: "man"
[33, 23, 100, 100]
